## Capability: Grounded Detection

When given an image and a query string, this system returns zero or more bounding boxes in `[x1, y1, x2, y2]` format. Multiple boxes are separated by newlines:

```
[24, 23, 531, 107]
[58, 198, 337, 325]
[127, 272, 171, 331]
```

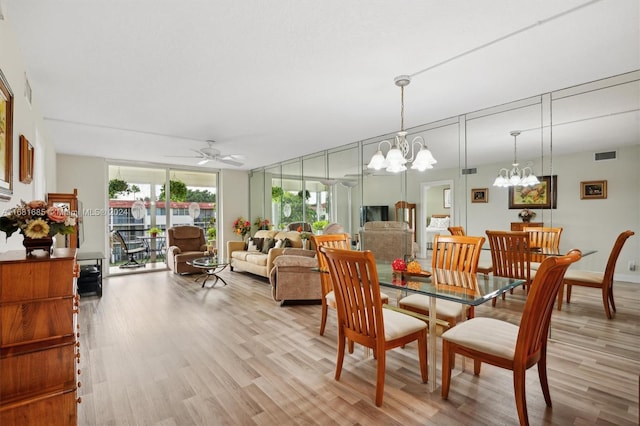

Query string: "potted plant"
[149, 227, 163, 237]
[207, 227, 217, 242]
[300, 231, 312, 250]
[312, 220, 329, 234]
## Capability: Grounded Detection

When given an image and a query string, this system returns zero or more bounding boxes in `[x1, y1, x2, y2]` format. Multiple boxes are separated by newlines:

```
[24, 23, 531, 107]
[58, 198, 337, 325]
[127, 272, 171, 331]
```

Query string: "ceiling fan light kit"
[367, 75, 437, 173]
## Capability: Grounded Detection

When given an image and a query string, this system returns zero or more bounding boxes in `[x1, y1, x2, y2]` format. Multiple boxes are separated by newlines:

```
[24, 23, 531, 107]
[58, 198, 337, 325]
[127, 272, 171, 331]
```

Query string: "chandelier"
[367, 75, 437, 173]
[492, 131, 540, 187]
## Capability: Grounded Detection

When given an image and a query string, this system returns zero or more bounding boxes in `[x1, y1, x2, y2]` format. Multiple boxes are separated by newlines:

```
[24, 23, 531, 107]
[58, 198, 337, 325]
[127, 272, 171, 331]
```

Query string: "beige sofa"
[227, 230, 314, 278]
[360, 221, 417, 262]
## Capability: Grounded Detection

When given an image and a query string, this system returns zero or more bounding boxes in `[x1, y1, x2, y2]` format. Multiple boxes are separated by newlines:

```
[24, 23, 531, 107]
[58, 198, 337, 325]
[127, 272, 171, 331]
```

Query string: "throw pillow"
[274, 239, 283, 248]
[282, 237, 293, 248]
[247, 241, 259, 252]
[261, 237, 276, 254]
[250, 237, 264, 252]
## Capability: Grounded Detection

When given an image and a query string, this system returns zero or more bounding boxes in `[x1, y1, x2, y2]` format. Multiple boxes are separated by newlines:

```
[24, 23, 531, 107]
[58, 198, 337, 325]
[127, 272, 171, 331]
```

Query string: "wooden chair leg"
[566, 284, 572, 303]
[473, 359, 482, 376]
[374, 350, 386, 406]
[417, 331, 428, 383]
[608, 285, 617, 313]
[602, 288, 613, 319]
[319, 302, 328, 335]
[441, 341, 453, 399]
[537, 349, 552, 406]
[335, 331, 346, 381]
[513, 369, 530, 426]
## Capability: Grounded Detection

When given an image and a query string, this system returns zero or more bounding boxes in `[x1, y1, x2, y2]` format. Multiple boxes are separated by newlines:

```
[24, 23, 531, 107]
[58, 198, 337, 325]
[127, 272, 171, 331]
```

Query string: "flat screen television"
[360, 205, 389, 227]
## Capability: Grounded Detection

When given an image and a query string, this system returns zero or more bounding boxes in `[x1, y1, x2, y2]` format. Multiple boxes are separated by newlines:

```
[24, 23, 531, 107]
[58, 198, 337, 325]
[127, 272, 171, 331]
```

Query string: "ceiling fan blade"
[197, 158, 211, 165]
[217, 157, 243, 167]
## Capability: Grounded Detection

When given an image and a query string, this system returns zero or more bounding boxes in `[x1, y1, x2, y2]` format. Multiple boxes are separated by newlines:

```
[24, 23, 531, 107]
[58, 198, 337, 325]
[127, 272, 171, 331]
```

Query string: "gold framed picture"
[471, 188, 488, 203]
[19, 135, 34, 184]
[0, 68, 13, 200]
[580, 180, 607, 199]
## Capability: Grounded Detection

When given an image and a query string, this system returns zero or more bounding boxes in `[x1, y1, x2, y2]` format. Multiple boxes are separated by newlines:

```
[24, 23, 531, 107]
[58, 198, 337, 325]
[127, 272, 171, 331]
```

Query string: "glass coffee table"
[187, 257, 229, 288]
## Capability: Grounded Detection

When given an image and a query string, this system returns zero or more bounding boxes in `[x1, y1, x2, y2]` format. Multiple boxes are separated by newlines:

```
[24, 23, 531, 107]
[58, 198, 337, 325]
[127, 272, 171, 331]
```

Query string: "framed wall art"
[471, 188, 488, 203]
[19, 135, 34, 184]
[0, 68, 13, 200]
[508, 175, 557, 209]
[580, 180, 607, 199]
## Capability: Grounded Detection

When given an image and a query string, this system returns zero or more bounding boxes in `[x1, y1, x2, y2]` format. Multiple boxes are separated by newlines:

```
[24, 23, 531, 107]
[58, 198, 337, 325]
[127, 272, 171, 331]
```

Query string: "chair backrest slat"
[433, 235, 485, 273]
[321, 247, 383, 347]
[448, 226, 466, 236]
[486, 230, 531, 283]
[312, 233, 352, 298]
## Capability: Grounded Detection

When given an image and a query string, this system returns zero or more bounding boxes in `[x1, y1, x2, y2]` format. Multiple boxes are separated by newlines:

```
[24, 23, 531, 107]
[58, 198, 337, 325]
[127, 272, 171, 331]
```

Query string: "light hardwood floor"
[78, 269, 639, 425]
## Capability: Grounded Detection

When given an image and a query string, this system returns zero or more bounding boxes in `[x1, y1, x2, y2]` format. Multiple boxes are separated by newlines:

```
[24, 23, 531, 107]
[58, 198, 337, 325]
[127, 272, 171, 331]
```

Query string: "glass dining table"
[376, 264, 526, 392]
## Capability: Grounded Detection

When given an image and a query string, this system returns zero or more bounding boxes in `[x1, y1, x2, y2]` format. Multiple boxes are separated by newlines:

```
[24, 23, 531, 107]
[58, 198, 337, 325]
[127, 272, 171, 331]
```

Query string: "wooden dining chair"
[448, 226, 493, 275]
[557, 230, 634, 319]
[311, 233, 389, 336]
[399, 235, 485, 327]
[523, 226, 563, 270]
[320, 246, 428, 407]
[441, 249, 582, 426]
[486, 230, 531, 306]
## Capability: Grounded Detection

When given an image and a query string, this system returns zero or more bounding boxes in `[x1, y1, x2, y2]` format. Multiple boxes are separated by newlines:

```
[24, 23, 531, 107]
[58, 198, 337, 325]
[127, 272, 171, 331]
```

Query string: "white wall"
[57, 154, 108, 254]
[0, 14, 58, 252]
[219, 170, 249, 259]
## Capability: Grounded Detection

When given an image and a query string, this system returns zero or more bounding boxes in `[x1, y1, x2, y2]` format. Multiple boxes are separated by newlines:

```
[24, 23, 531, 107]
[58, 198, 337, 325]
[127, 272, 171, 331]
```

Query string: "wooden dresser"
[0, 249, 79, 425]
[510, 222, 543, 231]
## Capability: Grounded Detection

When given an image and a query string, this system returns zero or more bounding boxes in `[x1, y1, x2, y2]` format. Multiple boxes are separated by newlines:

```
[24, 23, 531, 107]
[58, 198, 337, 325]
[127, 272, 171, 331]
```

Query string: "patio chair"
[112, 230, 147, 268]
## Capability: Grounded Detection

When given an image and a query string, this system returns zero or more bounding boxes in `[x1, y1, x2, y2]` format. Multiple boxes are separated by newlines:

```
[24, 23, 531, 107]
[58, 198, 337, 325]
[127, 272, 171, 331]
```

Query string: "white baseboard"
[615, 273, 640, 284]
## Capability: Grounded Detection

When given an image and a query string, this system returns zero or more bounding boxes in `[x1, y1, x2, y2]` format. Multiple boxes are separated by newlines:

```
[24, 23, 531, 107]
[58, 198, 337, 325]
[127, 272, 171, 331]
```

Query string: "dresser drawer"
[0, 387, 77, 426]
[0, 337, 77, 400]
[0, 297, 75, 347]
[0, 259, 75, 302]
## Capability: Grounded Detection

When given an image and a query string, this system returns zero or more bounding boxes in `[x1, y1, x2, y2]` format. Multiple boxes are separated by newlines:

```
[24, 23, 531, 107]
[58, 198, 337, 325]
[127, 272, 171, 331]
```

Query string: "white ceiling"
[4, 0, 639, 172]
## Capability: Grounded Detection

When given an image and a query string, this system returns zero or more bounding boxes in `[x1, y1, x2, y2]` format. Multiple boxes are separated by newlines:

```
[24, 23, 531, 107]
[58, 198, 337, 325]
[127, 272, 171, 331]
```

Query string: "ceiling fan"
[170, 140, 245, 167]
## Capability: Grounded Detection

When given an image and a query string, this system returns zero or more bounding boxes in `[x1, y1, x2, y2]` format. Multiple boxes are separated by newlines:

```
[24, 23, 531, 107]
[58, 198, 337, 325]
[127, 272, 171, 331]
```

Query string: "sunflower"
[24, 218, 50, 238]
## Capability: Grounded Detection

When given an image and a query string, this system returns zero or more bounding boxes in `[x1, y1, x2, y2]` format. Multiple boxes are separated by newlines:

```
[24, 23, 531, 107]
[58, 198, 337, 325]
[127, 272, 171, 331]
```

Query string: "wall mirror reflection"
[250, 71, 639, 360]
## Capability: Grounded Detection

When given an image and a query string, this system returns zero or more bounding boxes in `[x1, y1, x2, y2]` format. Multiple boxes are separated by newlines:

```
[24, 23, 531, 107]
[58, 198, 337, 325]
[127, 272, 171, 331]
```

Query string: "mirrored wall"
[249, 71, 639, 357]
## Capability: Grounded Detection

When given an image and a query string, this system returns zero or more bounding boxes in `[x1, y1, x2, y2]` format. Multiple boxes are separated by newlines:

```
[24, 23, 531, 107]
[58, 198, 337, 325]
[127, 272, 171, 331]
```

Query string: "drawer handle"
[78, 368, 82, 375]
[77, 381, 82, 388]
[77, 397, 82, 404]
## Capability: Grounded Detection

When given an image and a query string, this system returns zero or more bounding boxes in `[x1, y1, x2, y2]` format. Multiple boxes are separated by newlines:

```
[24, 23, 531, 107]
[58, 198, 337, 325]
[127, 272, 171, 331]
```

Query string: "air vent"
[594, 151, 617, 161]
[461, 168, 477, 175]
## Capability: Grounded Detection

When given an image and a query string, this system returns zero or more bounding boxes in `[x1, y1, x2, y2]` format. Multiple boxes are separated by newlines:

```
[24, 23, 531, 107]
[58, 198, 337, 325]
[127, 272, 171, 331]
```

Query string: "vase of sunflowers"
[0, 200, 77, 255]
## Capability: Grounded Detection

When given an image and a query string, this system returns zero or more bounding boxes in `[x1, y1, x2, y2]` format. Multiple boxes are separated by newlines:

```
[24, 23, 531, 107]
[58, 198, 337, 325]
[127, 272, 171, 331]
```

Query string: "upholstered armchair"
[359, 221, 416, 262]
[166, 226, 207, 274]
[269, 248, 322, 304]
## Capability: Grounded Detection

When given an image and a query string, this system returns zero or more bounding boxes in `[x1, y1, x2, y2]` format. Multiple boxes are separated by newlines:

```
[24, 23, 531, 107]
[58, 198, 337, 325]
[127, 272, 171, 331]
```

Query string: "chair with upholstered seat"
[448, 226, 493, 275]
[311, 233, 389, 336]
[523, 226, 563, 270]
[557, 230, 634, 319]
[112, 230, 147, 268]
[486, 230, 531, 305]
[441, 249, 581, 426]
[166, 225, 207, 274]
[321, 246, 428, 407]
[399, 234, 484, 328]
